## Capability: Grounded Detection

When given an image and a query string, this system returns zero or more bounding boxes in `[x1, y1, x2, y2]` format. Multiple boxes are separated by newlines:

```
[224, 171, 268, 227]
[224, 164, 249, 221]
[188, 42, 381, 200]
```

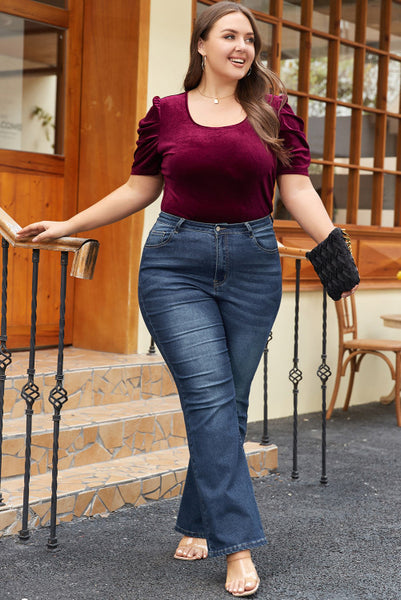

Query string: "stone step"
[2, 396, 185, 478]
[0, 442, 277, 537]
[4, 347, 176, 418]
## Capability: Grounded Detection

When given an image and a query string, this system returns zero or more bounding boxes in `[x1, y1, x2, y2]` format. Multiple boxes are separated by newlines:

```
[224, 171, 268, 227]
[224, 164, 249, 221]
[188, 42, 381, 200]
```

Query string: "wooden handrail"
[0, 207, 99, 280]
[278, 241, 308, 259]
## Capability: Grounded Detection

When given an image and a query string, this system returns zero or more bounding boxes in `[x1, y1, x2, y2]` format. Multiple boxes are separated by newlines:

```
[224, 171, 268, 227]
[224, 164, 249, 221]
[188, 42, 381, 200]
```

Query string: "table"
[379, 314, 401, 403]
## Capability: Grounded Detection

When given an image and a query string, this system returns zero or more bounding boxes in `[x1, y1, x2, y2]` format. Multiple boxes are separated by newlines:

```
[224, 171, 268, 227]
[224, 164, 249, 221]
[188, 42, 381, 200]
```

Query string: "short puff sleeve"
[131, 97, 162, 175]
[272, 98, 311, 176]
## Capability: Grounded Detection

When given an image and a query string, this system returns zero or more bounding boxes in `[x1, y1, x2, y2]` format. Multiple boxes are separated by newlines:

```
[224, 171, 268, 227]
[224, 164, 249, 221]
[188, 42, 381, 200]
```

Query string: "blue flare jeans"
[138, 211, 282, 557]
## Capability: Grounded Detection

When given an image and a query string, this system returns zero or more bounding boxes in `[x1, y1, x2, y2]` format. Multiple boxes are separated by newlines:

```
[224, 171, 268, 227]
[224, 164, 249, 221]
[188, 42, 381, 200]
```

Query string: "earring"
[201, 55, 206, 71]
[246, 66, 252, 77]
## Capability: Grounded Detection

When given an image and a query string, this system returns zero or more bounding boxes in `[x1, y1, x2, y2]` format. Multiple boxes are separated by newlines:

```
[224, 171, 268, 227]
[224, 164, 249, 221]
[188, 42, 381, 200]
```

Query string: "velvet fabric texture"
[131, 93, 311, 223]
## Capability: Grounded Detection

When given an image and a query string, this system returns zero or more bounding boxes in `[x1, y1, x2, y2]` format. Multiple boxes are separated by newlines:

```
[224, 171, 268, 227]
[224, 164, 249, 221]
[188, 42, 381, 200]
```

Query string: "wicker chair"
[327, 294, 401, 426]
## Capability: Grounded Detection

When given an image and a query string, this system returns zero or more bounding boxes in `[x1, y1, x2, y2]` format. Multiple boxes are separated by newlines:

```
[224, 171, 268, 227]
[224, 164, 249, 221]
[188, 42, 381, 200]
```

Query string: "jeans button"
[216, 226, 221, 232]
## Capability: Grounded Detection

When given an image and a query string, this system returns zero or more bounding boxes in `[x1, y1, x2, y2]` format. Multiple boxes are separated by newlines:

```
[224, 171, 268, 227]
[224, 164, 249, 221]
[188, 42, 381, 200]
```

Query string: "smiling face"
[198, 12, 256, 83]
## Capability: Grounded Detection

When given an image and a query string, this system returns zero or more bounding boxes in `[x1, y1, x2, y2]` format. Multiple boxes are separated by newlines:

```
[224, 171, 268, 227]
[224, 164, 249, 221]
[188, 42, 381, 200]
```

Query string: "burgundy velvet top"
[131, 92, 310, 223]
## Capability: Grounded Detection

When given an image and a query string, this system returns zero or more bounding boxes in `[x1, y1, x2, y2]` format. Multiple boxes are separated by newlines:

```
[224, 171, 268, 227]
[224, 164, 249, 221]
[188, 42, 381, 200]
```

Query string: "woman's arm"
[277, 174, 335, 244]
[17, 174, 163, 242]
[277, 173, 358, 297]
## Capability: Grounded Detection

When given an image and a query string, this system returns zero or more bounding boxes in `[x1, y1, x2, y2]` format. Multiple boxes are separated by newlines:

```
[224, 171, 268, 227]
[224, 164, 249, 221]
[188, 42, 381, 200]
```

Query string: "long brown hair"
[184, 1, 291, 165]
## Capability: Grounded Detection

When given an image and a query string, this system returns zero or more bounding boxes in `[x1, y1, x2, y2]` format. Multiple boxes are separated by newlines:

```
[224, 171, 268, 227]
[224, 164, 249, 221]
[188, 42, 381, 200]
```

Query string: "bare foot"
[174, 536, 208, 560]
[225, 550, 260, 597]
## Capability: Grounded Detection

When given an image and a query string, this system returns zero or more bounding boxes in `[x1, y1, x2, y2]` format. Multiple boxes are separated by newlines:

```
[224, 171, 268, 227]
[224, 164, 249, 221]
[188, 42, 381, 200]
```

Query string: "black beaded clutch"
[306, 228, 360, 301]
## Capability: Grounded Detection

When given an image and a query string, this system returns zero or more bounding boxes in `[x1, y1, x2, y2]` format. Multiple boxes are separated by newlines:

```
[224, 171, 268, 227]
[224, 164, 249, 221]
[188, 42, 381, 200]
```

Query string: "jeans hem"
[175, 524, 206, 538]
[207, 536, 268, 558]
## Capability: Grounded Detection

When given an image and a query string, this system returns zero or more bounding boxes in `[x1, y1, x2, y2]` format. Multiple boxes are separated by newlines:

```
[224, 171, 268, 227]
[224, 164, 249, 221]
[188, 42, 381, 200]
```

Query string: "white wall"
[138, 0, 401, 421]
[137, 0, 192, 353]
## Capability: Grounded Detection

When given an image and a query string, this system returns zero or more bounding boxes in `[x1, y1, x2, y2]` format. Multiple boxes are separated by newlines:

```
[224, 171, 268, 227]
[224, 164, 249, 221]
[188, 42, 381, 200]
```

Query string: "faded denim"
[138, 211, 282, 557]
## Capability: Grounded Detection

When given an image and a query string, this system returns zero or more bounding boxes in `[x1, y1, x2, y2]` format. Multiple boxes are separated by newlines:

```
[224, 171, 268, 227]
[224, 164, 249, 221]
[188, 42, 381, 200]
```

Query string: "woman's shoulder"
[153, 92, 186, 109]
[265, 94, 291, 112]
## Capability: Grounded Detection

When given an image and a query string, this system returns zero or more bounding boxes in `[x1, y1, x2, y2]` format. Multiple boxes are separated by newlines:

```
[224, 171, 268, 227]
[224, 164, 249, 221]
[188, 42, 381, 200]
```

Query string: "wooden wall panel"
[72, 0, 150, 353]
[359, 240, 401, 280]
[0, 171, 73, 348]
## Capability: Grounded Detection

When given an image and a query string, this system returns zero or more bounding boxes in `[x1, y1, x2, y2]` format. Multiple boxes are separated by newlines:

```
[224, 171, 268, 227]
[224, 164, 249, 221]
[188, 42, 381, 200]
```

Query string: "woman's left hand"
[341, 284, 359, 299]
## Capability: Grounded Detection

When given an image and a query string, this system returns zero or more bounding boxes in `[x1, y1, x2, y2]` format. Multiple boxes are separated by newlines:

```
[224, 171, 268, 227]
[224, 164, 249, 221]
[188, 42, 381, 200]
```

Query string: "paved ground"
[1, 401, 400, 600]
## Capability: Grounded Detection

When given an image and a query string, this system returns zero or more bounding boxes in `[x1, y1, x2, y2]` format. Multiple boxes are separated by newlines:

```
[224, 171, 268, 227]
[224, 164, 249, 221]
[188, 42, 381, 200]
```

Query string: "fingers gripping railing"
[261, 244, 331, 484]
[0, 208, 99, 546]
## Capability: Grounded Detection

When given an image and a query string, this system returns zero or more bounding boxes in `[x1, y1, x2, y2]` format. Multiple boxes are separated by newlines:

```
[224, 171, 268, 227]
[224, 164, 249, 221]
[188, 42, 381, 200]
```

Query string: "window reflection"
[340, 4, 356, 40]
[388, 59, 401, 113]
[308, 100, 325, 159]
[363, 52, 378, 108]
[334, 166, 351, 223]
[338, 45, 354, 104]
[256, 19, 273, 68]
[0, 13, 64, 154]
[390, 2, 401, 56]
[335, 106, 352, 162]
[312, 4, 330, 33]
[280, 28, 300, 91]
[242, 0, 271, 12]
[283, 0, 301, 24]
[361, 111, 375, 169]
[357, 172, 373, 225]
[382, 174, 396, 226]
[310, 37, 329, 97]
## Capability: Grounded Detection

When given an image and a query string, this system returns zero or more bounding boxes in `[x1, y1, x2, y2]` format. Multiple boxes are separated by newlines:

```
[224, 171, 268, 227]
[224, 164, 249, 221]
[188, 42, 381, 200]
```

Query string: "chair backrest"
[335, 295, 358, 340]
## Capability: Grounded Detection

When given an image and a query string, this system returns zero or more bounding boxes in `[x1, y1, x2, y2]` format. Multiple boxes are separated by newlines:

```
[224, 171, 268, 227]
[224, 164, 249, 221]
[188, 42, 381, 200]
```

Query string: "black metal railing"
[0, 207, 99, 548]
[261, 246, 332, 484]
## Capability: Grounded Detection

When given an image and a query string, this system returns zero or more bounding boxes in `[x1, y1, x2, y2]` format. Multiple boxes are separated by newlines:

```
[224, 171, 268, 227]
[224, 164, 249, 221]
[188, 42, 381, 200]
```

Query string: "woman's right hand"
[16, 221, 71, 243]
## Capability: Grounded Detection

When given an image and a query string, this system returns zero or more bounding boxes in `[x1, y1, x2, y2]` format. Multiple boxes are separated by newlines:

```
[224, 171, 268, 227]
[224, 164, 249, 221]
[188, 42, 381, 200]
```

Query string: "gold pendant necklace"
[197, 88, 235, 104]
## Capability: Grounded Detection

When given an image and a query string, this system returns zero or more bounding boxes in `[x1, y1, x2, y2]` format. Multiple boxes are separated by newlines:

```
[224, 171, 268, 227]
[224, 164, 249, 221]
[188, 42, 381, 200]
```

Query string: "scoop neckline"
[185, 91, 247, 129]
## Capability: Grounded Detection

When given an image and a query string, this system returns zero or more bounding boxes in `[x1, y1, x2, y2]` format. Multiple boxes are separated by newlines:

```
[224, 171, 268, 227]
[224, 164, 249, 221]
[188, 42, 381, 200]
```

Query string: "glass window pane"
[385, 116, 400, 169]
[309, 163, 323, 194]
[0, 14, 64, 154]
[256, 19, 273, 68]
[388, 59, 401, 113]
[286, 93, 298, 112]
[34, 0, 67, 7]
[283, 0, 301, 24]
[273, 186, 293, 220]
[310, 37, 329, 97]
[338, 44, 354, 103]
[363, 52, 379, 108]
[280, 28, 300, 91]
[196, 2, 209, 17]
[312, 2, 330, 34]
[335, 106, 352, 162]
[366, 0, 380, 49]
[241, 0, 271, 13]
[333, 166, 350, 223]
[361, 111, 376, 168]
[340, 4, 356, 41]
[382, 173, 396, 226]
[308, 100, 326, 159]
[390, 1, 401, 56]
[357, 172, 373, 225]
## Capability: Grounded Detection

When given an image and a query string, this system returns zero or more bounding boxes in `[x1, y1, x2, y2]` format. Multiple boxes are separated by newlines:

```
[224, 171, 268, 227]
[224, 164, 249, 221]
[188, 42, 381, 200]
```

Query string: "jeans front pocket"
[249, 223, 278, 254]
[144, 224, 176, 248]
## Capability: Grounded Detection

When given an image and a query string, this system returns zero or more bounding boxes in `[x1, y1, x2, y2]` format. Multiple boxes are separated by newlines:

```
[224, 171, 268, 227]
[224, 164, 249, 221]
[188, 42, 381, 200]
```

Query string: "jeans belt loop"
[245, 222, 253, 237]
[174, 218, 185, 233]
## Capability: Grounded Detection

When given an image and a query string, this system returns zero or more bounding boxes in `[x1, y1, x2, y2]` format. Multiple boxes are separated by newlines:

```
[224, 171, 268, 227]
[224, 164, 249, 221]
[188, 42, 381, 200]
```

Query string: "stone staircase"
[0, 347, 277, 537]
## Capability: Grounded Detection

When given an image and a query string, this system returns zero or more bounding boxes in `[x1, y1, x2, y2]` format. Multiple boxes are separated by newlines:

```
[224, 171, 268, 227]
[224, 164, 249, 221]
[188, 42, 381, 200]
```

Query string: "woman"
[17, 2, 356, 596]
